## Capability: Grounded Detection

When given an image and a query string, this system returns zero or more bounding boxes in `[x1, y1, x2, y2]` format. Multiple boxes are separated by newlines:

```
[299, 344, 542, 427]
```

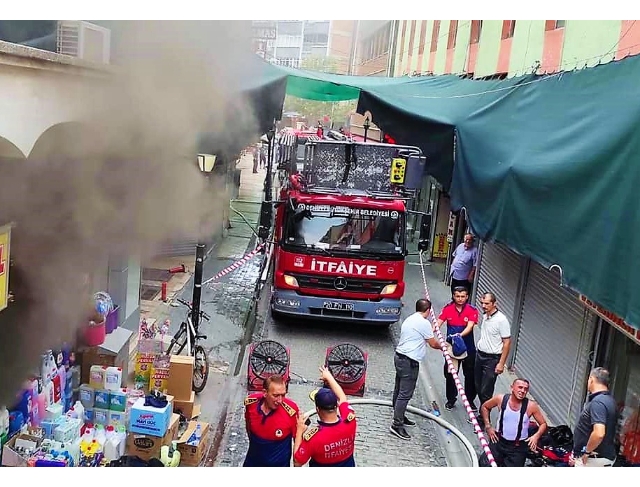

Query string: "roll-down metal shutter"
[514, 261, 595, 427]
[475, 242, 523, 324]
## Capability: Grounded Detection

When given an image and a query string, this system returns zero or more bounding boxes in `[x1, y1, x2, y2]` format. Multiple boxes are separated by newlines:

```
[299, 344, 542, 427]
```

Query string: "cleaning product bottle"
[94, 425, 106, 449]
[71, 401, 85, 423]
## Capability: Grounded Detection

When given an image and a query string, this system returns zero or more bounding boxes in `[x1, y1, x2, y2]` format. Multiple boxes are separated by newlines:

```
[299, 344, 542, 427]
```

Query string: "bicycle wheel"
[166, 325, 187, 356]
[192, 345, 209, 393]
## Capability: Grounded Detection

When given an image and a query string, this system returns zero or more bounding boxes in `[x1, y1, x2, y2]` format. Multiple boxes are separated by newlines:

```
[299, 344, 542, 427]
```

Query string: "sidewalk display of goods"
[1, 315, 209, 467]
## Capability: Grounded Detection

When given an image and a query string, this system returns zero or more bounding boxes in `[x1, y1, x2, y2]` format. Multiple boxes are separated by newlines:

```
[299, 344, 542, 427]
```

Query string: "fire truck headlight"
[380, 284, 397, 295]
[275, 298, 300, 308]
[284, 275, 299, 287]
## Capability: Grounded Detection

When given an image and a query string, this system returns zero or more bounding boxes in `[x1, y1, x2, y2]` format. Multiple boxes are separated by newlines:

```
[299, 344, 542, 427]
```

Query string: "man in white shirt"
[475, 292, 512, 428]
[390, 298, 441, 440]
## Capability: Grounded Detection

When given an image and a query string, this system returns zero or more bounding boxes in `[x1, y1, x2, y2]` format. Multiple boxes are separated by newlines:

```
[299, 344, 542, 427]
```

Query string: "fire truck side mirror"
[418, 213, 431, 251]
[258, 201, 273, 240]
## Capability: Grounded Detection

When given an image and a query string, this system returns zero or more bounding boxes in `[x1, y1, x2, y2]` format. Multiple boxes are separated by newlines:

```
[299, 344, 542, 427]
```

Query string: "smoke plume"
[0, 21, 264, 407]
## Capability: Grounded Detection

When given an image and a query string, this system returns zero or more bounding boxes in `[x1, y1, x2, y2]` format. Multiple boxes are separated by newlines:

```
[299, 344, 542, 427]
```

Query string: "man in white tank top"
[480, 378, 548, 467]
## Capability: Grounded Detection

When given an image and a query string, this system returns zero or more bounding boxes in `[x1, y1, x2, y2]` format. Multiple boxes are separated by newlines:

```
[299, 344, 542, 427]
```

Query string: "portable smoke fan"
[325, 343, 368, 396]
[247, 340, 291, 391]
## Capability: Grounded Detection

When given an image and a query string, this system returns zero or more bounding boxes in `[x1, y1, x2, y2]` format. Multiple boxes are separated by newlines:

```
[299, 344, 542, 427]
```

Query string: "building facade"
[327, 20, 357, 75]
[352, 20, 395, 76]
[392, 20, 640, 79]
[258, 20, 331, 69]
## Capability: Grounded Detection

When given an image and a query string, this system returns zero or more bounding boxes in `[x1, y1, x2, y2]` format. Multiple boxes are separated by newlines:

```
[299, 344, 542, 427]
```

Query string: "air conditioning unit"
[57, 20, 111, 64]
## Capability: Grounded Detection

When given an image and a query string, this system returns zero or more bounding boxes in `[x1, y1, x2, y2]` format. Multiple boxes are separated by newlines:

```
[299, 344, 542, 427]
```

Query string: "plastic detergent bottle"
[78, 384, 95, 409]
[72, 401, 85, 422]
[94, 425, 107, 448]
[104, 367, 122, 391]
[89, 366, 107, 389]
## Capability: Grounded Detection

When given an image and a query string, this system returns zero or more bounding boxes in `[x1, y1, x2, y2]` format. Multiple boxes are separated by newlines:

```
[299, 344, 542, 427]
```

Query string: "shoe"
[403, 416, 416, 426]
[390, 425, 411, 440]
[445, 400, 456, 411]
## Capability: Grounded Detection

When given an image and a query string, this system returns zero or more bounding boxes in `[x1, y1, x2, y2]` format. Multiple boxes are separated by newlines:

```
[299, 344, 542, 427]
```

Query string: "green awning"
[238, 53, 640, 330]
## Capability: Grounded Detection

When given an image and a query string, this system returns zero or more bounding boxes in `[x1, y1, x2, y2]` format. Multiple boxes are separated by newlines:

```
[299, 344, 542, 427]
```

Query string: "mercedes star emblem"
[334, 277, 348, 290]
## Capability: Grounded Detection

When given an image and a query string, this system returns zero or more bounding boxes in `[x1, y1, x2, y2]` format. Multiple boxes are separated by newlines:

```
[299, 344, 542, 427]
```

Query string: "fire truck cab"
[269, 139, 428, 326]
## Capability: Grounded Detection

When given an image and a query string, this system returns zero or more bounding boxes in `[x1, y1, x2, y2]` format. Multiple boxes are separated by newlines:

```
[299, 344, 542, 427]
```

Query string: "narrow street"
[214, 278, 449, 467]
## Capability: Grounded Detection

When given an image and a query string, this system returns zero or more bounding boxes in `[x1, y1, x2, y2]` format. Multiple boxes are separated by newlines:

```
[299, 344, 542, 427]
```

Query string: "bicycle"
[166, 298, 210, 393]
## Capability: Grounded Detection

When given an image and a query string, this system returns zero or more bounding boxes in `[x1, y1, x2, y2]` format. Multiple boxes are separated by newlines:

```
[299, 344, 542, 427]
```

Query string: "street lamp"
[363, 116, 370, 142]
[192, 154, 216, 332]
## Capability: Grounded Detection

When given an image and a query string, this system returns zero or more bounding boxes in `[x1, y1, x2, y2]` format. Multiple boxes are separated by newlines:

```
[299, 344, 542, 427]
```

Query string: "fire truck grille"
[290, 273, 395, 294]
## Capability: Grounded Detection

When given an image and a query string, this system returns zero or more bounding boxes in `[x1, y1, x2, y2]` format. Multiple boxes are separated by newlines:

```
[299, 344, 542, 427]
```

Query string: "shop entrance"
[594, 321, 640, 466]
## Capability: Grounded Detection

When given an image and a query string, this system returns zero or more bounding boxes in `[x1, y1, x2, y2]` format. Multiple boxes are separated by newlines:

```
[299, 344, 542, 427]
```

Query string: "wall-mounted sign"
[0, 224, 11, 312]
[579, 294, 640, 346]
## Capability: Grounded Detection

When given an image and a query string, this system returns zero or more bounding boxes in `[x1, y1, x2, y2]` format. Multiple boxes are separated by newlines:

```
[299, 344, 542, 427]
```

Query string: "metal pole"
[191, 242, 205, 331]
[265, 128, 275, 203]
[192, 171, 210, 331]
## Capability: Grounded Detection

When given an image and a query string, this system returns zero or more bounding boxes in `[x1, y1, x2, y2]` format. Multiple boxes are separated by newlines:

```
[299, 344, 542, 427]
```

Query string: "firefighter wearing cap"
[293, 366, 357, 467]
[243, 374, 300, 467]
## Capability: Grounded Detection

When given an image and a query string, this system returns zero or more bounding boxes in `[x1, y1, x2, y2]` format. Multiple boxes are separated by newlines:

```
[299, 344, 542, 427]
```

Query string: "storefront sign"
[0, 224, 10, 312]
[579, 294, 640, 346]
[446, 213, 456, 243]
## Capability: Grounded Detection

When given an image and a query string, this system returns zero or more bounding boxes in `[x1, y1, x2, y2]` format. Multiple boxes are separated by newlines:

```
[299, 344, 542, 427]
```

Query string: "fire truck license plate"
[323, 301, 354, 311]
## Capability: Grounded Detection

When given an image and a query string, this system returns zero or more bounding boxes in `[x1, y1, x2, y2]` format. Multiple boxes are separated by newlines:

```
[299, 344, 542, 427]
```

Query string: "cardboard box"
[176, 421, 210, 466]
[129, 396, 173, 436]
[173, 391, 201, 420]
[167, 355, 194, 401]
[126, 413, 180, 461]
[1, 433, 42, 467]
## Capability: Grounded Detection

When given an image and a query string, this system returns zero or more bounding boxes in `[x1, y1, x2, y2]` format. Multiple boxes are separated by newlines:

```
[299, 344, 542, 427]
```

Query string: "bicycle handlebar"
[176, 298, 210, 321]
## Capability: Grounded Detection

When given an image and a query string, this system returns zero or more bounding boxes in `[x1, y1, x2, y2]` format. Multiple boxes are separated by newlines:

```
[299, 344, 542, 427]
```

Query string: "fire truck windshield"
[283, 206, 405, 258]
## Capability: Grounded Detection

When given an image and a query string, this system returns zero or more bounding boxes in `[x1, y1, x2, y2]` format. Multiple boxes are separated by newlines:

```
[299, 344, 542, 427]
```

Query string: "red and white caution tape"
[418, 251, 498, 468]
[202, 243, 265, 287]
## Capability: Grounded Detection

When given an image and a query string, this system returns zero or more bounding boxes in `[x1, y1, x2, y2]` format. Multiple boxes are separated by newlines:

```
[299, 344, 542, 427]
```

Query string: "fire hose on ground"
[418, 250, 498, 467]
[303, 399, 479, 467]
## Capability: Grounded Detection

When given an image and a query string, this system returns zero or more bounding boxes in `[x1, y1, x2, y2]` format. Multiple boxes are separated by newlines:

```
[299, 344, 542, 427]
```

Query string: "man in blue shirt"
[390, 299, 441, 440]
[449, 234, 478, 295]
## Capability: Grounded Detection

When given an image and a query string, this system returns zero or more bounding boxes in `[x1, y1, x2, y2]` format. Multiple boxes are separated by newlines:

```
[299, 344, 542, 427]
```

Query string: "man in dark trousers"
[481, 378, 548, 467]
[390, 298, 441, 440]
[571, 367, 618, 467]
[448, 234, 478, 295]
[436, 286, 479, 412]
[475, 292, 511, 428]
[243, 374, 299, 467]
[293, 366, 357, 467]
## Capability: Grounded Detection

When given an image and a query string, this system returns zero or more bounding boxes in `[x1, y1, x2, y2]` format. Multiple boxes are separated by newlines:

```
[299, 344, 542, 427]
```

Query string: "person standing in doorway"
[481, 378, 548, 467]
[436, 286, 479, 412]
[449, 234, 478, 295]
[571, 367, 618, 467]
[475, 292, 511, 428]
[390, 299, 441, 440]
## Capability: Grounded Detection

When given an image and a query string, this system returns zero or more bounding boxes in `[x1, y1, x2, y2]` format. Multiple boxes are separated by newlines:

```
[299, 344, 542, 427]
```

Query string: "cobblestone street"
[214, 287, 449, 467]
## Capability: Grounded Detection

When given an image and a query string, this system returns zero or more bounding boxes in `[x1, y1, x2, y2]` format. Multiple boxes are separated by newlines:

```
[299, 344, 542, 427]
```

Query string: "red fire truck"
[268, 139, 429, 326]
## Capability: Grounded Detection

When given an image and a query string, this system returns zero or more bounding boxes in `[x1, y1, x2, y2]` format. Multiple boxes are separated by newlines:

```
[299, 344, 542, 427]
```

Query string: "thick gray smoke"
[0, 21, 265, 407]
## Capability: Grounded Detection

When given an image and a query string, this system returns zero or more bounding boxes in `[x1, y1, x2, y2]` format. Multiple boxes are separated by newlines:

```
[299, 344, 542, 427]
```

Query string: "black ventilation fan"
[247, 340, 291, 391]
[325, 343, 368, 396]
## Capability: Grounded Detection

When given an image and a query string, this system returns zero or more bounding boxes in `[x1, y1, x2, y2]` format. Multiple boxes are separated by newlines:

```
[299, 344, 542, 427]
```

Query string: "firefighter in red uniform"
[293, 366, 357, 467]
[243, 374, 299, 467]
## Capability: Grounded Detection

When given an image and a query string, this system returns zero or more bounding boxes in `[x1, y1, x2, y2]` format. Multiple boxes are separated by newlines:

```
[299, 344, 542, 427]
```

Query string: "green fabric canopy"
[240, 53, 640, 330]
